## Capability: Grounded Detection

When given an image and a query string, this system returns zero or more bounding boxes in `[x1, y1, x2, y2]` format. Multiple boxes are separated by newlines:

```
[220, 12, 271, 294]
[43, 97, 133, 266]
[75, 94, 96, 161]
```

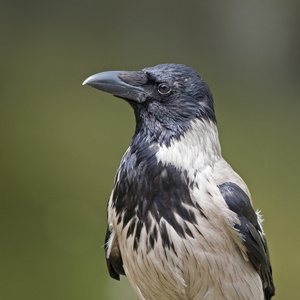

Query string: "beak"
[82, 71, 145, 103]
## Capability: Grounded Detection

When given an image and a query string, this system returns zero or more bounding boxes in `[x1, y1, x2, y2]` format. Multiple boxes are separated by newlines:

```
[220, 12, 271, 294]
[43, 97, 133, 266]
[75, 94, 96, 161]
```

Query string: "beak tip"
[82, 78, 90, 86]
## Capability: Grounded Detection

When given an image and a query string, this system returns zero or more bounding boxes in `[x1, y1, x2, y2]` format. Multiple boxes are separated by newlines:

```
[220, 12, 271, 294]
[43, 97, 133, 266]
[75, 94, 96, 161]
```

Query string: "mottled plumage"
[83, 63, 275, 299]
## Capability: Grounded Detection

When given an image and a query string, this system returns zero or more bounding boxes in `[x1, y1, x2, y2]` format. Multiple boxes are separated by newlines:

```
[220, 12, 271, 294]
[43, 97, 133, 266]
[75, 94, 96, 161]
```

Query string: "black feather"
[104, 226, 125, 280]
[218, 182, 275, 299]
[113, 138, 202, 254]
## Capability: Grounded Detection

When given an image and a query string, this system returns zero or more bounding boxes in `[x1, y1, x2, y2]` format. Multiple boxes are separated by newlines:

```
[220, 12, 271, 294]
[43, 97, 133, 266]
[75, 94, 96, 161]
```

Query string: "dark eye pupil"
[158, 83, 171, 94]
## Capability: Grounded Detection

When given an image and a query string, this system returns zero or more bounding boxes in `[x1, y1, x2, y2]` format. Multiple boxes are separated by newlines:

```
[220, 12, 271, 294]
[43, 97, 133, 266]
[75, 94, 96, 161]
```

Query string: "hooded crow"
[83, 63, 275, 300]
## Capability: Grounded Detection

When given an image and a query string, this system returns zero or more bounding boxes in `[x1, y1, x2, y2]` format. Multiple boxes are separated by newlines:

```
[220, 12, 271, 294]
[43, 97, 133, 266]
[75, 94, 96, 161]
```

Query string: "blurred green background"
[1, 0, 299, 299]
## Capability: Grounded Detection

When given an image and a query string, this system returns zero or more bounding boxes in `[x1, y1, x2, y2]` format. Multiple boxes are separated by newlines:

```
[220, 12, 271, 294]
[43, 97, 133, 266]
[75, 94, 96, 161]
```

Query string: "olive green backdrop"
[1, 1, 299, 299]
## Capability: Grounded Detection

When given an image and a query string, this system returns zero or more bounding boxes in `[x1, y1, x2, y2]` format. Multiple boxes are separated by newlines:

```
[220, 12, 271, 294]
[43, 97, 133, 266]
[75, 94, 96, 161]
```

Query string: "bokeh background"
[1, 0, 299, 299]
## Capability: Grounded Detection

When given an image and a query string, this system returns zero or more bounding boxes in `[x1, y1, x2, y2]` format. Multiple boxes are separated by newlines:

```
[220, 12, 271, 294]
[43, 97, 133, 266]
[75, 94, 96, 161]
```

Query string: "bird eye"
[158, 83, 171, 95]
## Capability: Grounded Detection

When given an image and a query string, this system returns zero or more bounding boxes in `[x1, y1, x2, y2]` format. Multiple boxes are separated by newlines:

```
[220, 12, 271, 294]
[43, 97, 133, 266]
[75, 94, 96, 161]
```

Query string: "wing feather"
[105, 226, 125, 280]
[218, 182, 275, 299]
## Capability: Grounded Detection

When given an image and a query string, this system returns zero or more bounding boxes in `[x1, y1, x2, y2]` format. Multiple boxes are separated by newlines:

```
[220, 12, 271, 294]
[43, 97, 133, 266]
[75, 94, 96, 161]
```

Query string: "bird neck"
[155, 119, 222, 177]
[128, 117, 221, 181]
[131, 102, 195, 147]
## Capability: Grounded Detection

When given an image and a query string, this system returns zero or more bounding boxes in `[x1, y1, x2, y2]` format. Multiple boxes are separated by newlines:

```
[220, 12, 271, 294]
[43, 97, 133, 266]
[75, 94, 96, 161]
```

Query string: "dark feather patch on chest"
[112, 146, 201, 252]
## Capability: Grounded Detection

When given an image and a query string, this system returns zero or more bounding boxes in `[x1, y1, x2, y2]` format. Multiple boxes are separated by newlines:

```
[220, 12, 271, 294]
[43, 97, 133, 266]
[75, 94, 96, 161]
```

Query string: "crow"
[83, 63, 275, 300]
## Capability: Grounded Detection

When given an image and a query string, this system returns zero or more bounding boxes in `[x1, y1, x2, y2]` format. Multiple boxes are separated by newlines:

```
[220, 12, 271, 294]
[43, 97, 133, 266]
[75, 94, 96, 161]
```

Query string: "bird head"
[83, 63, 216, 145]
